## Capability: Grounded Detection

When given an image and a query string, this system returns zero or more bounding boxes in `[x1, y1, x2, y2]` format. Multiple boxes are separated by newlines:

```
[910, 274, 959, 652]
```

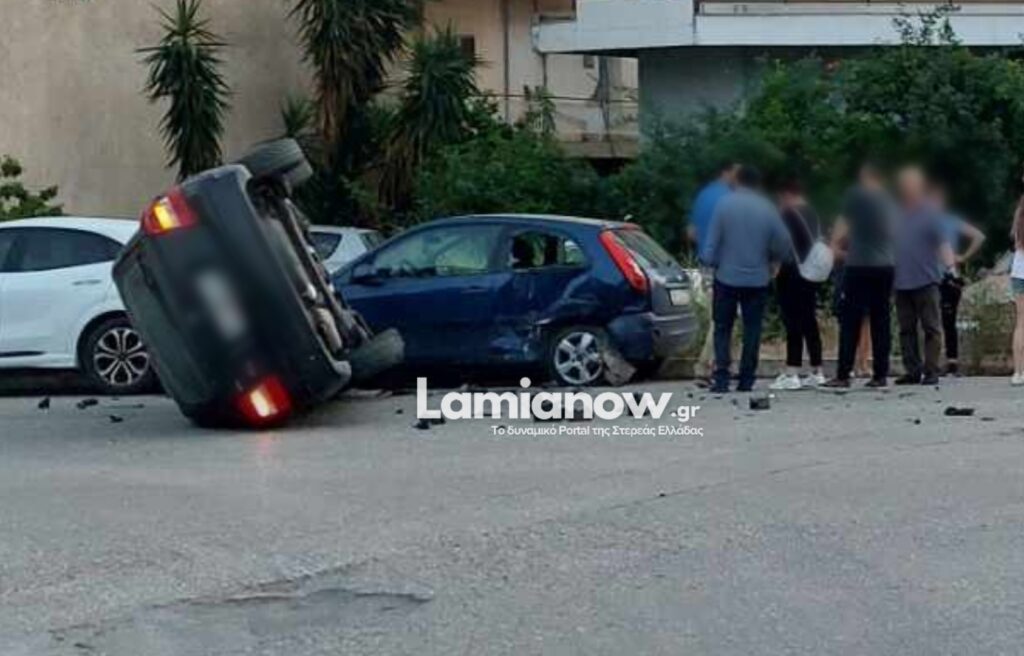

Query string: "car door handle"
[462, 286, 489, 294]
[73, 279, 102, 287]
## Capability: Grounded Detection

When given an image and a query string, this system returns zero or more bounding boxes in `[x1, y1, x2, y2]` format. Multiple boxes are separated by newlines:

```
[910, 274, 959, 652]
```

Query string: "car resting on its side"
[113, 139, 403, 428]
[333, 215, 698, 387]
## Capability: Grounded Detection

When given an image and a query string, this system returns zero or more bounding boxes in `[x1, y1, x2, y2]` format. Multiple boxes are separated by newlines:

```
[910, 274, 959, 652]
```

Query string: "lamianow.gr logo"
[417, 377, 701, 424]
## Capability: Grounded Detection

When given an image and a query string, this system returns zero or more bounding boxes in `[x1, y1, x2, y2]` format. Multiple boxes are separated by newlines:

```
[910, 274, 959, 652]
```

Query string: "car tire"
[547, 326, 608, 388]
[235, 138, 313, 189]
[80, 316, 158, 395]
[349, 328, 405, 386]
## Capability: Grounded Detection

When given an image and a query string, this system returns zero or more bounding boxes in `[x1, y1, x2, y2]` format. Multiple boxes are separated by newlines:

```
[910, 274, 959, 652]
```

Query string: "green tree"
[0, 156, 62, 221]
[380, 26, 482, 214]
[289, 0, 422, 224]
[415, 124, 600, 221]
[140, 0, 230, 180]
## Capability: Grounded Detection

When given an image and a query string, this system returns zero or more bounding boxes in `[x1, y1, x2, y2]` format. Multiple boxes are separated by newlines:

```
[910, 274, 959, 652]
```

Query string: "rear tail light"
[599, 230, 649, 295]
[141, 187, 197, 236]
[235, 376, 293, 427]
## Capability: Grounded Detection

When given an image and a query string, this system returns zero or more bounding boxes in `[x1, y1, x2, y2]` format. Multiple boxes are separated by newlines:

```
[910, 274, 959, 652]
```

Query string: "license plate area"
[195, 270, 249, 341]
[669, 288, 691, 306]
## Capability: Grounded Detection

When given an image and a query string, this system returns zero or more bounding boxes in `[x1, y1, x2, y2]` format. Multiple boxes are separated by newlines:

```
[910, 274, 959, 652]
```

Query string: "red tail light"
[599, 230, 649, 295]
[141, 187, 197, 236]
[235, 376, 293, 427]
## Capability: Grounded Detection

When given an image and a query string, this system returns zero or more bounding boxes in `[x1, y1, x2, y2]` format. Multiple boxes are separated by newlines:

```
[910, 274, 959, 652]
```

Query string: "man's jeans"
[896, 284, 943, 379]
[713, 282, 769, 390]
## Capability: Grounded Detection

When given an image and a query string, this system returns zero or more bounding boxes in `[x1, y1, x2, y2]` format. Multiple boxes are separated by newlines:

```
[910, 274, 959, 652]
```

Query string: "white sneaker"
[770, 374, 803, 391]
[1012, 373, 1024, 387]
[802, 372, 827, 387]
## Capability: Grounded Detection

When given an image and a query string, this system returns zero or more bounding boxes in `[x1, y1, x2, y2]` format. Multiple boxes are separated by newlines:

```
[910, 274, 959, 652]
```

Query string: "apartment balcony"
[533, 0, 1024, 53]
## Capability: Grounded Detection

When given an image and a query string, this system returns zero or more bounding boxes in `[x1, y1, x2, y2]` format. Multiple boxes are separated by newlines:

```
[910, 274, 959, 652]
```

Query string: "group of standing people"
[690, 159, 1018, 394]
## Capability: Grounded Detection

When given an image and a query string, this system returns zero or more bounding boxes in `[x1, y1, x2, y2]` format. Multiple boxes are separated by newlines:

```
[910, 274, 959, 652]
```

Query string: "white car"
[309, 226, 383, 275]
[0, 217, 155, 394]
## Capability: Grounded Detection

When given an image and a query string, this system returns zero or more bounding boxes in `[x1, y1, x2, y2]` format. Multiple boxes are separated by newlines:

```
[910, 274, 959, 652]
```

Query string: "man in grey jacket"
[700, 166, 792, 393]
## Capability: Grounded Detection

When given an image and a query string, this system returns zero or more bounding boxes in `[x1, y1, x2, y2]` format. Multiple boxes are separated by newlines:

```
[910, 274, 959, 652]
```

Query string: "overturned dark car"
[334, 215, 698, 386]
[113, 140, 402, 427]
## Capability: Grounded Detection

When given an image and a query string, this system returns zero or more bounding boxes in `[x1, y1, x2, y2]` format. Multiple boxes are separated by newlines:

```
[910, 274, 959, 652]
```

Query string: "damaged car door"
[342, 224, 508, 365]
[492, 228, 594, 363]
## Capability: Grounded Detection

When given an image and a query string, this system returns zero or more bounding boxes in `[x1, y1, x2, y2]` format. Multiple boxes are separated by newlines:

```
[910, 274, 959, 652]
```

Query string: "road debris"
[944, 406, 976, 417]
[37, 397, 50, 410]
[76, 398, 99, 410]
[412, 419, 432, 430]
[749, 396, 771, 411]
[109, 415, 124, 424]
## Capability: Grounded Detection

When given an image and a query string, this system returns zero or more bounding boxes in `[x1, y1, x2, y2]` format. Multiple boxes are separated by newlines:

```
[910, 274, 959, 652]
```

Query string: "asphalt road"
[1, 379, 1023, 655]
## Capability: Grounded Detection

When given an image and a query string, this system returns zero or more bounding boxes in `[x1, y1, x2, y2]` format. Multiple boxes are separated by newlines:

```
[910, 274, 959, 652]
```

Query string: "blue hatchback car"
[332, 215, 697, 386]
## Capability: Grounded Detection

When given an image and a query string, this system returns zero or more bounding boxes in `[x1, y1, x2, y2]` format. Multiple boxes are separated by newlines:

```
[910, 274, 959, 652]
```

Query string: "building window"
[459, 35, 477, 60]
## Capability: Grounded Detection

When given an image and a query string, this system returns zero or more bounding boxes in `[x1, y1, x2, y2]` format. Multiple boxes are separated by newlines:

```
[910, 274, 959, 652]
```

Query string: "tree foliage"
[288, 0, 422, 224]
[380, 27, 483, 213]
[0, 156, 62, 221]
[140, 0, 229, 180]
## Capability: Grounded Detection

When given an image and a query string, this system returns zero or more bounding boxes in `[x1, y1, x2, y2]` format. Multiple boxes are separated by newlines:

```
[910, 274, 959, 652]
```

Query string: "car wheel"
[81, 317, 157, 395]
[548, 326, 607, 387]
[235, 138, 313, 189]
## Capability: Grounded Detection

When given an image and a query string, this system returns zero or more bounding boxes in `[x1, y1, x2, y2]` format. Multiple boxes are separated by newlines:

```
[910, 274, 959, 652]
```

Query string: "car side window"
[374, 225, 503, 278]
[310, 232, 342, 260]
[509, 230, 586, 270]
[8, 228, 122, 273]
[0, 231, 16, 272]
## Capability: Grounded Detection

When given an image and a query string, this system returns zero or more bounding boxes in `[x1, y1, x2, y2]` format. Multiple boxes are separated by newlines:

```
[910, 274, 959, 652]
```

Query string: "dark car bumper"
[606, 309, 699, 362]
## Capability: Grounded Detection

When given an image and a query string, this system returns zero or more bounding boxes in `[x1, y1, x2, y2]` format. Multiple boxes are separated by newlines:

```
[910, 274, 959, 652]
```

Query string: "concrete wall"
[0, 0, 308, 217]
[429, 0, 639, 147]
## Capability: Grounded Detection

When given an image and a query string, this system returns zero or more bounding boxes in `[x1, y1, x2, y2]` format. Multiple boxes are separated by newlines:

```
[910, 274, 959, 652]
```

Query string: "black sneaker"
[895, 374, 922, 386]
[865, 378, 888, 388]
[921, 374, 940, 386]
[822, 378, 851, 389]
[709, 383, 731, 394]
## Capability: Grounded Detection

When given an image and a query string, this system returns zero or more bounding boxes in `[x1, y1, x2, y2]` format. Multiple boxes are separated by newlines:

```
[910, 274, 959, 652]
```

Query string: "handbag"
[791, 207, 834, 283]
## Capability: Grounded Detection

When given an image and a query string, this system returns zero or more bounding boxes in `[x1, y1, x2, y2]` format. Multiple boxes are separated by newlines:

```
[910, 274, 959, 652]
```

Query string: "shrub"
[0, 156, 62, 221]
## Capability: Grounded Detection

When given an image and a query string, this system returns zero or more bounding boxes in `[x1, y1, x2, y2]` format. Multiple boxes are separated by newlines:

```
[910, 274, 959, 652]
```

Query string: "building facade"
[0, 0, 638, 216]
[535, 1, 1024, 119]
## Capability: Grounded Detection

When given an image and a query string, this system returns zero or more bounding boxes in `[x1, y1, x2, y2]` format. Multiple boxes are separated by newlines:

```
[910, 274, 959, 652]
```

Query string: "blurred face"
[858, 165, 883, 190]
[897, 168, 927, 208]
[778, 190, 799, 208]
[722, 164, 740, 187]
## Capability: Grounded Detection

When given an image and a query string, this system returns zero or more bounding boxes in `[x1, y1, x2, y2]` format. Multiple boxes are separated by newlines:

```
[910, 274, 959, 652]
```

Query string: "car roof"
[310, 225, 379, 236]
[0, 216, 138, 243]
[432, 214, 632, 231]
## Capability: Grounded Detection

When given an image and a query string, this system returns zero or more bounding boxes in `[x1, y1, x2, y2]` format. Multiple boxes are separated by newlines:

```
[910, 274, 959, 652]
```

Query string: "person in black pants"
[771, 180, 825, 390]
[929, 184, 986, 376]
[825, 163, 898, 388]
[701, 166, 792, 393]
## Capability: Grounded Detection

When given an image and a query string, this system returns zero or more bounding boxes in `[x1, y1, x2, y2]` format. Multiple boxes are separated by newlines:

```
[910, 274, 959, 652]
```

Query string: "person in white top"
[1011, 196, 1024, 385]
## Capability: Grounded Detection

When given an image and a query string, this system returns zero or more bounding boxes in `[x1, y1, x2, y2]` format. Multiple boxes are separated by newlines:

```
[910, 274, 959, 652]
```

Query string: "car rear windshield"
[615, 229, 678, 270]
[360, 231, 384, 250]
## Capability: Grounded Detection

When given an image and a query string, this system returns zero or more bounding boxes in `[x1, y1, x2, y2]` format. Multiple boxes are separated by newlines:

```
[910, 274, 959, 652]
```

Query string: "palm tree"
[380, 26, 481, 211]
[289, 0, 422, 170]
[140, 0, 229, 181]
